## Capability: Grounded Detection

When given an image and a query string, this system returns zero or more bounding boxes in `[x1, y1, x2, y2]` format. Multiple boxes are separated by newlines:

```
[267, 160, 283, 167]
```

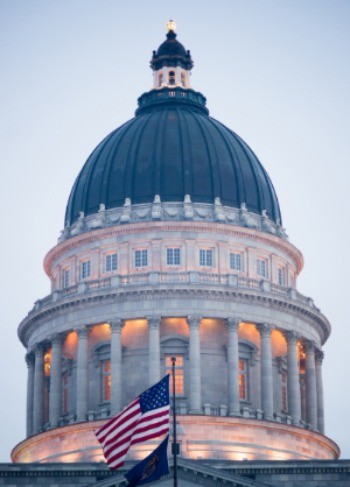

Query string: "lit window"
[230, 253, 242, 271]
[134, 249, 148, 268]
[278, 268, 285, 286]
[106, 253, 118, 272]
[239, 358, 248, 401]
[167, 248, 181, 266]
[62, 269, 70, 289]
[101, 359, 111, 402]
[281, 370, 288, 412]
[80, 260, 91, 279]
[257, 259, 267, 278]
[62, 374, 69, 415]
[169, 71, 176, 85]
[199, 249, 213, 267]
[165, 356, 184, 395]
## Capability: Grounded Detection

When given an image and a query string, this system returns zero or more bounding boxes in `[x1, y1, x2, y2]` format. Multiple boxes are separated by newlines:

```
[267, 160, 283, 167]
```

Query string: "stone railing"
[32, 272, 319, 314]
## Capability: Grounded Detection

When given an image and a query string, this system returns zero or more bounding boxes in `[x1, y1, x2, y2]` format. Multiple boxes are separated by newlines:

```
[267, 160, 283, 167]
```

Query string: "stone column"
[33, 343, 45, 434]
[188, 316, 202, 414]
[148, 316, 161, 386]
[110, 320, 123, 415]
[227, 318, 240, 416]
[305, 340, 318, 430]
[25, 351, 35, 437]
[286, 331, 301, 426]
[315, 348, 325, 434]
[258, 323, 274, 420]
[76, 327, 89, 422]
[49, 334, 62, 428]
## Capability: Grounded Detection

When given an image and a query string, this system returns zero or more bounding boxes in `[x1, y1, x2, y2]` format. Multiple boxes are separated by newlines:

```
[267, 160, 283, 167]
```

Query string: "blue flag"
[125, 435, 169, 487]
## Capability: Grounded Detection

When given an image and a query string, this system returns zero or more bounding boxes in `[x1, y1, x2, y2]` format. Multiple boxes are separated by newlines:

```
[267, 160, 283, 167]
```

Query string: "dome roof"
[65, 88, 282, 227]
[150, 30, 193, 71]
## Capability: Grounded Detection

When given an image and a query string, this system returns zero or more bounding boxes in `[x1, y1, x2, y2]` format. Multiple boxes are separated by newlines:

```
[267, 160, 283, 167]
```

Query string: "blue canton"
[140, 375, 170, 413]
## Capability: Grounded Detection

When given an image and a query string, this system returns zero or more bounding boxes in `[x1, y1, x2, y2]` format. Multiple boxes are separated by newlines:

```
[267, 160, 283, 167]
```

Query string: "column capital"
[304, 339, 316, 353]
[187, 315, 202, 329]
[34, 342, 45, 356]
[226, 317, 241, 332]
[50, 333, 64, 346]
[283, 330, 301, 343]
[76, 326, 90, 338]
[25, 351, 35, 367]
[315, 348, 324, 363]
[109, 319, 124, 332]
[147, 316, 161, 329]
[257, 323, 273, 336]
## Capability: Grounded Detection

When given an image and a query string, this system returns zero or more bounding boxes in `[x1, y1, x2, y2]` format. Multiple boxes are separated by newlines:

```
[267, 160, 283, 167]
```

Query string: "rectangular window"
[134, 249, 148, 268]
[199, 249, 213, 267]
[278, 268, 285, 286]
[101, 359, 111, 402]
[281, 370, 288, 412]
[165, 355, 184, 395]
[62, 269, 70, 289]
[239, 358, 248, 401]
[230, 252, 242, 271]
[257, 259, 267, 278]
[167, 248, 181, 266]
[80, 260, 91, 279]
[106, 253, 118, 272]
[62, 374, 69, 415]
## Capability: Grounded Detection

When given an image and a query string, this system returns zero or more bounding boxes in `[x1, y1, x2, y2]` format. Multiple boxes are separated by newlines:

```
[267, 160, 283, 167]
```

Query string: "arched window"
[181, 72, 186, 87]
[158, 73, 163, 87]
[101, 359, 111, 402]
[161, 335, 188, 397]
[169, 71, 176, 85]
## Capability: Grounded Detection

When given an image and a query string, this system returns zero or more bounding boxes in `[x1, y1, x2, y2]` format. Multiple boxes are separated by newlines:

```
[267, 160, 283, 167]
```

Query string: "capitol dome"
[65, 88, 281, 228]
[12, 23, 338, 468]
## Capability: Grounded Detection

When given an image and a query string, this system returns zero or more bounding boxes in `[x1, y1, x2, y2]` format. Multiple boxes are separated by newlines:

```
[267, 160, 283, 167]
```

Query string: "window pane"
[81, 260, 91, 279]
[230, 253, 242, 271]
[165, 355, 184, 395]
[101, 359, 111, 402]
[106, 253, 118, 272]
[63, 269, 70, 288]
[135, 250, 148, 268]
[167, 248, 181, 266]
[199, 249, 213, 267]
[239, 358, 248, 400]
[257, 259, 267, 278]
[278, 268, 285, 286]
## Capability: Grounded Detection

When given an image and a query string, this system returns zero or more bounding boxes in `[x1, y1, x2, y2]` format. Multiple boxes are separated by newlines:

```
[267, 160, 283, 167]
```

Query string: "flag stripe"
[95, 376, 170, 471]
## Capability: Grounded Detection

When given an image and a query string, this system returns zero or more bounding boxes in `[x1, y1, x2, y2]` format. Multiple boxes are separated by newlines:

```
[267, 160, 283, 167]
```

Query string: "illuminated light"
[89, 323, 111, 343]
[161, 317, 189, 337]
[271, 329, 287, 358]
[239, 322, 260, 346]
[167, 19, 176, 32]
[44, 351, 51, 376]
[63, 331, 78, 359]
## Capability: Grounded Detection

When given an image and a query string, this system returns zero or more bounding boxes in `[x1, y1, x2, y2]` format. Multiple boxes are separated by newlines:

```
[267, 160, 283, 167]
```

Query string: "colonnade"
[25, 317, 324, 437]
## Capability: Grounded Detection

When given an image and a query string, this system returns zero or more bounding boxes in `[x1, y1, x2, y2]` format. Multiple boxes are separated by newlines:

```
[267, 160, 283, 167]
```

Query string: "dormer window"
[169, 71, 176, 85]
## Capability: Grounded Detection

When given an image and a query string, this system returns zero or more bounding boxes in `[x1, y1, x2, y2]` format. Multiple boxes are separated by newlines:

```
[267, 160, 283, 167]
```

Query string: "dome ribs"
[65, 95, 282, 227]
[102, 119, 135, 210]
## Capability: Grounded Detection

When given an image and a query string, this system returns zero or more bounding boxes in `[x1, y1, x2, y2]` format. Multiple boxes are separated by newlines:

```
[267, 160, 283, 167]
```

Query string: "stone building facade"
[7, 22, 348, 487]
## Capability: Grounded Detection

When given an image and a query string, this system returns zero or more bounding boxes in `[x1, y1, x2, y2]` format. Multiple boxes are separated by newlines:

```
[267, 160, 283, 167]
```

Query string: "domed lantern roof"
[65, 24, 282, 229]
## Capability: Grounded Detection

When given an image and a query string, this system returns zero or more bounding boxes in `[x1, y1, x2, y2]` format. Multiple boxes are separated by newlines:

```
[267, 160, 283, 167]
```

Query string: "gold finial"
[167, 19, 176, 32]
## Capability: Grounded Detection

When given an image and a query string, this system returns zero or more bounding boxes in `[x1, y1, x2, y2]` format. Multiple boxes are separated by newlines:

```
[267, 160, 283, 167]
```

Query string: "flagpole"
[171, 356, 178, 487]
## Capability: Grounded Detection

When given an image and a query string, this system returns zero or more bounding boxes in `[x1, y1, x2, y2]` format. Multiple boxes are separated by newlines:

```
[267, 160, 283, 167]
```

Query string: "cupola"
[150, 20, 193, 89]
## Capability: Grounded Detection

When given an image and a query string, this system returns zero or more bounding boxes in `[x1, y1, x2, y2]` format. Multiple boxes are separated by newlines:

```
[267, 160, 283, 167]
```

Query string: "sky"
[1, 0, 350, 462]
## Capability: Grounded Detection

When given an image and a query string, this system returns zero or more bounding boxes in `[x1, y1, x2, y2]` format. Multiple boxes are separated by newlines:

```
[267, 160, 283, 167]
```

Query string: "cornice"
[18, 286, 330, 347]
[44, 221, 303, 276]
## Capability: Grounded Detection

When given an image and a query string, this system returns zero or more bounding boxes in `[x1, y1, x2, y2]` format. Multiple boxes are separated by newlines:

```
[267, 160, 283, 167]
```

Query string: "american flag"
[95, 375, 170, 470]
